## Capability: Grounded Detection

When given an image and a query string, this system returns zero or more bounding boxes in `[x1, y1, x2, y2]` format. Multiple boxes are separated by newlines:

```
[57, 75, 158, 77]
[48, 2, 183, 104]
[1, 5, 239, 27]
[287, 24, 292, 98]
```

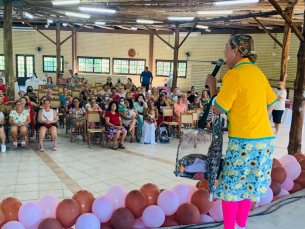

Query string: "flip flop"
[40, 148, 45, 152]
[13, 142, 17, 148]
[21, 141, 26, 147]
[53, 148, 57, 151]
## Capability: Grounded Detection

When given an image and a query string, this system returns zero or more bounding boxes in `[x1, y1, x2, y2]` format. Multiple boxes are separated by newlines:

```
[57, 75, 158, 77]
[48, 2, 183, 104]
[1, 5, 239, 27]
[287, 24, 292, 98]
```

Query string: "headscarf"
[230, 34, 258, 63]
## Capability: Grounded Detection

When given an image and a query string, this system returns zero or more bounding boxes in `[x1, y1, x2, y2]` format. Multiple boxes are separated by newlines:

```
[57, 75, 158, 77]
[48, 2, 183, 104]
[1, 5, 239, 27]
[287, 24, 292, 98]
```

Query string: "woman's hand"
[206, 74, 217, 89]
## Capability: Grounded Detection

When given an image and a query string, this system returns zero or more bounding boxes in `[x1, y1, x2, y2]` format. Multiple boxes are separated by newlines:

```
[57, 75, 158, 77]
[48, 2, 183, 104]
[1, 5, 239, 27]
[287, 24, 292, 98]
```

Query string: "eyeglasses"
[73, 101, 79, 103]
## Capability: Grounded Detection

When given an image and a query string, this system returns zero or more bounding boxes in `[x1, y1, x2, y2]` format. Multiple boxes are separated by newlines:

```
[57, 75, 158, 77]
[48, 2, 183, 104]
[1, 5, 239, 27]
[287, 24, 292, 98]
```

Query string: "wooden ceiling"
[1, 0, 304, 32]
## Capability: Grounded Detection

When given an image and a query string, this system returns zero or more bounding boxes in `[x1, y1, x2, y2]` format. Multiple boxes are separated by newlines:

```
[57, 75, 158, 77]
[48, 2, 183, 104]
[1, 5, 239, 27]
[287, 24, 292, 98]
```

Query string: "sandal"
[112, 145, 118, 150]
[21, 141, 26, 147]
[130, 138, 134, 143]
[118, 144, 125, 149]
[40, 148, 45, 152]
[13, 142, 17, 148]
[53, 148, 57, 151]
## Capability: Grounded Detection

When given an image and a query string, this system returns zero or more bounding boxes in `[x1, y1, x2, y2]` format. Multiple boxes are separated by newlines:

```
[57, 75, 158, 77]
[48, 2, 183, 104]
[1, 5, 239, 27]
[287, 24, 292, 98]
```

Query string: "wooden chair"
[141, 86, 146, 94]
[38, 92, 46, 101]
[162, 107, 179, 138]
[50, 99, 64, 128]
[39, 85, 48, 90]
[86, 111, 104, 148]
[70, 117, 86, 142]
[95, 83, 103, 87]
[72, 91, 80, 98]
[179, 112, 194, 137]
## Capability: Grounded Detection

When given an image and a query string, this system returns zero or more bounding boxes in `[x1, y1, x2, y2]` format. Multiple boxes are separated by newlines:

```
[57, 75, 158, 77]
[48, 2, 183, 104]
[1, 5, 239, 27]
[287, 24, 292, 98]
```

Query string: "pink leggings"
[222, 199, 252, 229]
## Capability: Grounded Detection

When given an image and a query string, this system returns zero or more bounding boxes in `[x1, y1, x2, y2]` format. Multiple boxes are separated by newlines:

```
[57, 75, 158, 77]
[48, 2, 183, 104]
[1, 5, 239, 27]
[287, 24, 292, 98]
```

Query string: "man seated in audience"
[0, 89, 8, 103]
[111, 87, 121, 102]
[187, 86, 196, 104]
[81, 85, 92, 103]
[57, 74, 66, 85]
[115, 78, 124, 86]
[99, 84, 109, 99]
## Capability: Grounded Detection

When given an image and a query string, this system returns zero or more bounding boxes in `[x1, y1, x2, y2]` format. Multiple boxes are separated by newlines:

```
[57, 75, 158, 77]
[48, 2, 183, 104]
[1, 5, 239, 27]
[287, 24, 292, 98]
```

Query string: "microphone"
[205, 58, 225, 88]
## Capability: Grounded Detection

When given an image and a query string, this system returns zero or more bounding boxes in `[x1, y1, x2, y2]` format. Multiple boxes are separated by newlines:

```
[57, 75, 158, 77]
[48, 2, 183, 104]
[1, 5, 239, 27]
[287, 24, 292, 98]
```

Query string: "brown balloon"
[56, 199, 80, 228]
[72, 190, 94, 214]
[271, 166, 287, 184]
[294, 154, 305, 162]
[191, 189, 213, 214]
[272, 158, 282, 168]
[160, 189, 166, 193]
[162, 216, 180, 227]
[125, 190, 147, 218]
[289, 182, 303, 194]
[196, 180, 209, 190]
[0, 197, 22, 222]
[295, 170, 305, 187]
[299, 159, 305, 170]
[38, 218, 62, 229]
[0, 209, 6, 228]
[270, 181, 281, 196]
[176, 203, 200, 225]
[111, 207, 135, 229]
[140, 183, 160, 206]
[101, 224, 114, 229]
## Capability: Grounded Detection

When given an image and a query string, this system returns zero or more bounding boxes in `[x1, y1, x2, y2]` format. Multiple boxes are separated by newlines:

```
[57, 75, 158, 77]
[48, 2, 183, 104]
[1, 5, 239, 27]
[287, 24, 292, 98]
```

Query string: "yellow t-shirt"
[215, 58, 277, 140]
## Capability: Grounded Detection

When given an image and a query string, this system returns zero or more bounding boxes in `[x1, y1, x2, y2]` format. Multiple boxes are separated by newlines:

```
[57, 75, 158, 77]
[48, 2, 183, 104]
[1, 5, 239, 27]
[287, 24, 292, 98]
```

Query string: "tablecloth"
[25, 80, 45, 90]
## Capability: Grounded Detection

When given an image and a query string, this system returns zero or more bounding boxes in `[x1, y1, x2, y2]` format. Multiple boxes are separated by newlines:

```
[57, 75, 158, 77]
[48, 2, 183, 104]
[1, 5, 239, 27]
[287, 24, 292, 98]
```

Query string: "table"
[285, 101, 293, 110]
[25, 80, 45, 90]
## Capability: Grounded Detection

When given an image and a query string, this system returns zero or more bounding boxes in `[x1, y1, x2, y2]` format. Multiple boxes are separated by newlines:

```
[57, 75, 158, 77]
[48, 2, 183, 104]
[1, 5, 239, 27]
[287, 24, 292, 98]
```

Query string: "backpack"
[158, 122, 173, 143]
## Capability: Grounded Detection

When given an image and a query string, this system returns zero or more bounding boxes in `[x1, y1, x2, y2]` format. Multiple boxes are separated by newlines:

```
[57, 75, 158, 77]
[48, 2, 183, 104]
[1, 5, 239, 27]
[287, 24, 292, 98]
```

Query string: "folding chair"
[50, 99, 64, 128]
[179, 112, 194, 137]
[87, 111, 104, 148]
[162, 107, 179, 138]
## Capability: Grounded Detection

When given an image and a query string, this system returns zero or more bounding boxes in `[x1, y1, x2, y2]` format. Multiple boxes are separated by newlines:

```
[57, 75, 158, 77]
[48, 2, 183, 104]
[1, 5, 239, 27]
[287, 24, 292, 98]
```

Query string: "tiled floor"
[0, 124, 298, 204]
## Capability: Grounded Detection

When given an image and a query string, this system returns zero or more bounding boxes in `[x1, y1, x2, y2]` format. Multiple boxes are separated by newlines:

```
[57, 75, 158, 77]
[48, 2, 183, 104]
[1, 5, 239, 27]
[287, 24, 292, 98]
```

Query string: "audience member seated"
[80, 77, 87, 85]
[110, 87, 120, 102]
[37, 99, 58, 151]
[105, 77, 113, 87]
[145, 90, 152, 101]
[115, 78, 124, 86]
[46, 89, 55, 100]
[69, 78, 78, 90]
[57, 74, 66, 85]
[75, 73, 81, 83]
[20, 97, 30, 113]
[193, 97, 203, 109]
[0, 89, 8, 103]
[126, 78, 134, 86]
[123, 99, 138, 143]
[99, 84, 109, 99]
[69, 98, 86, 137]
[155, 94, 170, 125]
[133, 94, 147, 134]
[117, 86, 126, 98]
[133, 87, 143, 100]
[151, 87, 158, 101]
[182, 93, 189, 107]
[0, 109, 6, 152]
[65, 78, 71, 87]
[170, 87, 180, 102]
[65, 94, 73, 114]
[125, 93, 132, 100]
[141, 99, 158, 145]
[26, 86, 34, 96]
[118, 98, 127, 117]
[24, 95, 37, 137]
[9, 101, 31, 148]
[173, 96, 188, 123]
[0, 96, 9, 119]
[201, 90, 210, 108]
[46, 77, 55, 88]
[86, 98, 102, 128]
[105, 101, 127, 150]
[187, 86, 196, 103]
[81, 85, 91, 103]
[131, 85, 137, 93]
[0, 79, 5, 93]
[17, 90, 25, 100]
[92, 90, 102, 104]
[34, 96, 47, 132]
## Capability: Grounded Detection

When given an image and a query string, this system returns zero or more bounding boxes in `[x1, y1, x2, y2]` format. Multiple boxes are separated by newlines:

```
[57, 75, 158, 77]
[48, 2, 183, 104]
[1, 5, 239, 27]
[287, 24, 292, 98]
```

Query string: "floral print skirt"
[214, 138, 275, 203]
[106, 126, 126, 139]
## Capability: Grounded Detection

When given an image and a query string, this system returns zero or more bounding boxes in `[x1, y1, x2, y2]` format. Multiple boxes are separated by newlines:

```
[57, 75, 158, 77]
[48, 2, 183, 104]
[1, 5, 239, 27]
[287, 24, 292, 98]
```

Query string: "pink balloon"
[268, 179, 272, 187]
[18, 202, 43, 229]
[186, 185, 198, 203]
[142, 205, 165, 228]
[106, 185, 127, 210]
[258, 188, 273, 206]
[280, 177, 294, 191]
[157, 190, 180, 216]
[173, 184, 190, 204]
[2, 221, 26, 229]
[279, 155, 297, 164]
[38, 195, 60, 218]
[273, 188, 290, 201]
[132, 219, 147, 229]
[208, 200, 223, 222]
[282, 160, 301, 180]
[76, 213, 100, 229]
[92, 196, 114, 223]
[199, 214, 215, 224]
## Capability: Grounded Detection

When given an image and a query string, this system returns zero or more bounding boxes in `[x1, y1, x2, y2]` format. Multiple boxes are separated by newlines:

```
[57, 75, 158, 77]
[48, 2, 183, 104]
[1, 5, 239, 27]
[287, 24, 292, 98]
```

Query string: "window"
[113, 58, 146, 75]
[78, 57, 110, 74]
[156, 60, 187, 78]
[43, 56, 64, 73]
[16, 55, 35, 78]
[0, 55, 4, 71]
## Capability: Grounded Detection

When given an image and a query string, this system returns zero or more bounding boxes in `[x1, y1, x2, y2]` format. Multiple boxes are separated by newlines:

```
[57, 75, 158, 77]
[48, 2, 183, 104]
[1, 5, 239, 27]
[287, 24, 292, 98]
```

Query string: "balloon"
[160, 189, 166, 193]
[111, 208, 134, 229]
[295, 171, 305, 187]
[0, 209, 6, 228]
[199, 214, 215, 223]
[294, 154, 305, 162]
[2, 221, 26, 229]
[92, 196, 114, 223]
[280, 177, 294, 191]
[272, 158, 281, 168]
[289, 182, 303, 194]
[106, 186, 127, 210]
[279, 155, 297, 164]
[56, 199, 80, 228]
[76, 213, 100, 229]
[176, 203, 200, 225]
[142, 205, 165, 228]
[132, 219, 147, 229]
[282, 160, 301, 180]
[273, 189, 289, 201]
[125, 190, 147, 218]
[191, 189, 214, 214]
[101, 224, 114, 229]
[270, 181, 281, 196]
[299, 159, 305, 170]
[271, 166, 287, 184]
[140, 183, 160, 206]
[209, 199, 223, 222]
[258, 187, 273, 206]
[162, 216, 179, 227]
[196, 180, 209, 190]
[157, 190, 180, 216]
[172, 184, 191, 204]
[38, 218, 62, 229]
[0, 197, 22, 221]
[187, 185, 198, 203]
[72, 190, 95, 214]
[18, 202, 44, 229]
[38, 195, 60, 218]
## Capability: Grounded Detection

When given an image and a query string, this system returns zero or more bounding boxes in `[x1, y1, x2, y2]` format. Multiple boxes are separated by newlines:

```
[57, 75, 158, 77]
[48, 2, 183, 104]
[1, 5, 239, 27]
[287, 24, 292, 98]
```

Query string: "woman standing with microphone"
[206, 35, 278, 229]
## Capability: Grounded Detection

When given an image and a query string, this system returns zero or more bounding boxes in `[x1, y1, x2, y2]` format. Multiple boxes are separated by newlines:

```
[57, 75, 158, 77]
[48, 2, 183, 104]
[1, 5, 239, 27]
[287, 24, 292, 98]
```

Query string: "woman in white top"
[117, 86, 126, 98]
[37, 99, 58, 151]
[0, 110, 6, 152]
[123, 99, 139, 143]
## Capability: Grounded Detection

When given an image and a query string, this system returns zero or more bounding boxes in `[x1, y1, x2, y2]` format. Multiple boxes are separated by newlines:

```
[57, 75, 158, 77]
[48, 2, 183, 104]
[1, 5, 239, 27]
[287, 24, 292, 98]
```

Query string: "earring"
[233, 53, 236, 59]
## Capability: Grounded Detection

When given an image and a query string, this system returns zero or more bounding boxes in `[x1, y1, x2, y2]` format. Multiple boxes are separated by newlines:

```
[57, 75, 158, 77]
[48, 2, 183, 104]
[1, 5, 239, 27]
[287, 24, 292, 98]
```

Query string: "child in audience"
[148, 108, 157, 128]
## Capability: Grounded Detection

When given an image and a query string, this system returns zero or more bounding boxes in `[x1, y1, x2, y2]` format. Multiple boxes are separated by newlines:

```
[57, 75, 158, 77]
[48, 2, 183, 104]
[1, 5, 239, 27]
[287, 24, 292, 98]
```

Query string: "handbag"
[42, 111, 53, 128]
